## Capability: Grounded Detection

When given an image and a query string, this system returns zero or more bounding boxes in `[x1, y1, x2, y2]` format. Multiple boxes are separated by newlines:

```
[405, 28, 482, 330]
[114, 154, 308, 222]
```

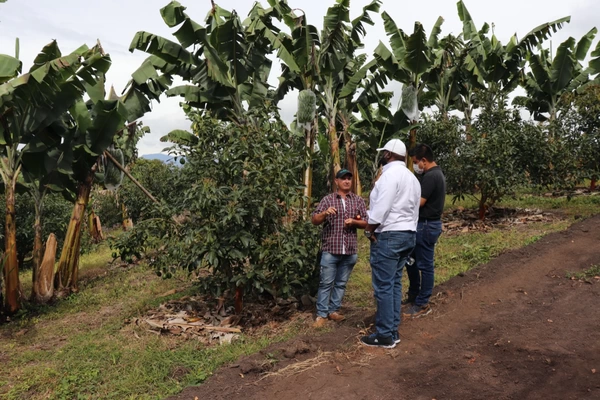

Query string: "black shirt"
[419, 165, 446, 221]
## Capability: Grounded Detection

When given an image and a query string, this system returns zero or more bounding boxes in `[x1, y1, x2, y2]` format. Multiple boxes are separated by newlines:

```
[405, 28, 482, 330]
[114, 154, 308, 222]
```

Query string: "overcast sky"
[1, 0, 598, 155]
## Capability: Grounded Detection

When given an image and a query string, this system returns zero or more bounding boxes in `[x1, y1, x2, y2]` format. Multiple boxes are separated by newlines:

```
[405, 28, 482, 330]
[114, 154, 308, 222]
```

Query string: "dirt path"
[172, 215, 600, 400]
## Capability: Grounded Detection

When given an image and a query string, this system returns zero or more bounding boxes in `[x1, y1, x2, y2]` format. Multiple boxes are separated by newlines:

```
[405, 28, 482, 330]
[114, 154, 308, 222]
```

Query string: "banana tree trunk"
[31, 233, 56, 303]
[3, 180, 21, 313]
[328, 115, 341, 191]
[343, 128, 361, 195]
[30, 199, 45, 301]
[88, 210, 105, 241]
[302, 122, 316, 217]
[591, 177, 597, 191]
[55, 171, 93, 294]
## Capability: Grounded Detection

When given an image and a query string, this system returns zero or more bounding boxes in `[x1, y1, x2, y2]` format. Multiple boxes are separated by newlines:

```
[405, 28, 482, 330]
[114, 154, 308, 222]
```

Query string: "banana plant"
[373, 12, 444, 149]
[128, 1, 275, 128]
[0, 41, 111, 312]
[52, 80, 132, 294]
[513, 28, 598, 121]
[457, 0, 570, 121]
[271, 0, 381, 193]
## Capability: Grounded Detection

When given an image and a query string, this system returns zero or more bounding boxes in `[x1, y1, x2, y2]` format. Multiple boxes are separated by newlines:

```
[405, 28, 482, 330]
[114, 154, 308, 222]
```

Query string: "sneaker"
[392, 332, 401, 344]
[401, 294, 417, 305]
[313, 316, 327, 328]
[402, 303, 432, 318]
[360, 334, 396, 349]
[328, 312, 345, 322]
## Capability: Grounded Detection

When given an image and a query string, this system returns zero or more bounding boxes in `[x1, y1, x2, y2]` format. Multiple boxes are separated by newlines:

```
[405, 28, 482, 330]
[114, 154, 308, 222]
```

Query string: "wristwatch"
[364, 230, 373, 239]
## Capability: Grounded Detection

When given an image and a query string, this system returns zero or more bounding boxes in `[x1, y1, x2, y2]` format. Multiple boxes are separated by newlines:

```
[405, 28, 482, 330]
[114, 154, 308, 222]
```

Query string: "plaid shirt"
[313, 192, 368, 255]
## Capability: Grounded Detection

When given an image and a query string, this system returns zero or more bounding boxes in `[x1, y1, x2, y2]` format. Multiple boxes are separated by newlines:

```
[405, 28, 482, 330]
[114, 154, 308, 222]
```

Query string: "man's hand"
[344, 218, 354, 228]
[323, 207, 337, 216]
[311, 207, 337, 225]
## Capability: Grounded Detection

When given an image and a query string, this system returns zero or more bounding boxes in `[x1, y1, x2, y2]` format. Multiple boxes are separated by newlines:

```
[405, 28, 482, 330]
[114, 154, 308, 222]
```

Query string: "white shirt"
[368, 160, 421, 232]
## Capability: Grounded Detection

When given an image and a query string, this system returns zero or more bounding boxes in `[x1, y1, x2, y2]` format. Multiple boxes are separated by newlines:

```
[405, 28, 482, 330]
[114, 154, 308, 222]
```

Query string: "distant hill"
[141, 153, 175, 163]
[141, 153, 186, 166]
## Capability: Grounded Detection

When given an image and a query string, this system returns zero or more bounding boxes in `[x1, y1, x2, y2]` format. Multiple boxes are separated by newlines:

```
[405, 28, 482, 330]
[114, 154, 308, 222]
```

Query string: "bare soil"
[170, 214, 600, 400]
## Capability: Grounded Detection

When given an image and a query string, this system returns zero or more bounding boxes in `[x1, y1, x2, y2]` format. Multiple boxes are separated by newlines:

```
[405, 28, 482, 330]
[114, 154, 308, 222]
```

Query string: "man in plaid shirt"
[311, 169, 368, 328]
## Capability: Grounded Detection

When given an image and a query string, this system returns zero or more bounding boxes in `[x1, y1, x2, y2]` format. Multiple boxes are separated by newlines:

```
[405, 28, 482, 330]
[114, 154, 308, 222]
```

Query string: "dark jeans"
[407, 220, 443, 306]
[370, 231, 416, 339]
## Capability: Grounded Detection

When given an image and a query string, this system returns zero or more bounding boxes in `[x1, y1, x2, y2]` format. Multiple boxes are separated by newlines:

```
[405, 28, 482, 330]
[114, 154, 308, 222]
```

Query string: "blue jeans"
[316, 252, 358, 318]
[407, 220, 442, 306]
[370, 231, 416, 339]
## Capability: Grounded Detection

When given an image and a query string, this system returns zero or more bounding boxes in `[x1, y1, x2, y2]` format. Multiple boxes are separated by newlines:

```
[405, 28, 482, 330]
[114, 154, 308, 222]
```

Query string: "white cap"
[376, 139, 406, 157]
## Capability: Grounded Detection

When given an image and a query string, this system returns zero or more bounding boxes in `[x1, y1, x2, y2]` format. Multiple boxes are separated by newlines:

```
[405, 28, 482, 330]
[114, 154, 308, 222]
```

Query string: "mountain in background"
[141, 153, 174, 163]
[141, 153, 186, 167]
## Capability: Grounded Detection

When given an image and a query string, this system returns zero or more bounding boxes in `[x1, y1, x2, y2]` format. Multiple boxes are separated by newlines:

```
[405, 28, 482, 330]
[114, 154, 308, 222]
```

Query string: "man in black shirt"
[403, 144, 446, 318]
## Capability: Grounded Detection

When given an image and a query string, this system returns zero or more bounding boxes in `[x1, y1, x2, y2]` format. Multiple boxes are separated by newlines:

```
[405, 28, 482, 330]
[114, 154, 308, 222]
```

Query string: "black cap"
[335, 169, 352, 179]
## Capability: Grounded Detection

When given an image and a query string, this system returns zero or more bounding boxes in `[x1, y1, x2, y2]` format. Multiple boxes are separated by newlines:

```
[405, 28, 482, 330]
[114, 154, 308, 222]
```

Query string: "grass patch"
[497, 193, 600, 219]
[565, 264, 600, 283]
[1, 240, 303, 400]
[433, 221, 566, 283]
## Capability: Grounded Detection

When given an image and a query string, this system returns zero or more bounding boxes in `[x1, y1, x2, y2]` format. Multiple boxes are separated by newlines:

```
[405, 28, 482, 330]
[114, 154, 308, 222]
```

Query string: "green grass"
[446, 190, 600, 219]
[1, 242, 303, 400]
[566, 264, 600, 283]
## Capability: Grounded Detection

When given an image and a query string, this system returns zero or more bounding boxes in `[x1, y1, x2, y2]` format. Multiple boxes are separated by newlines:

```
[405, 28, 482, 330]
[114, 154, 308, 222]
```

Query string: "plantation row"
[1, 0, 599, 313]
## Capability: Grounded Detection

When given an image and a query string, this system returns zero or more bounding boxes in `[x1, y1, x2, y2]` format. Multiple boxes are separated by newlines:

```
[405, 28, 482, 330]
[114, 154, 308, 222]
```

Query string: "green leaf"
[85, 100, 127, 155]
[160, 1, 188, 28]
[339, 58, 377, 98]
[0, 54, 22, 84]
[550, 37, 576, 93]
[574, 27, 597, 61]
[403, 22, 432, 78]
[160, 129, 198, 146]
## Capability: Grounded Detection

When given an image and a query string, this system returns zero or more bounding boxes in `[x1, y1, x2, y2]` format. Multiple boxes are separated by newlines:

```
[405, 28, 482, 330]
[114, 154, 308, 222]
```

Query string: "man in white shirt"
[360, 139, 421, 349]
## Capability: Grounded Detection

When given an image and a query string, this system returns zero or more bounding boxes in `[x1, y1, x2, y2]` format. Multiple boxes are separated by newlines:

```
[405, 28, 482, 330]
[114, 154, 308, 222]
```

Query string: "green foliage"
[119, 158, 179, 223]
[518, 117, 580, 190]
[446, 91, 524, 216]
[568, 85, 600, 183]
[112, 108, 319, 300]
[0, 192, 72, 268]
[90, 190, 122, 228]
[415, 113, 462, 170]
[103, 147, 124, 190]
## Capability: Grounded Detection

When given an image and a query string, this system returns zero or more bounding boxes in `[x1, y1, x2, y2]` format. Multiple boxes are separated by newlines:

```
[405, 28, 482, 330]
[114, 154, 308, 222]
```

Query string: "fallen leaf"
[592, 369, 596, 374]
[547, 319, 553, 323]
[240, 373, 244, 378]
[336, 366, 342, 373]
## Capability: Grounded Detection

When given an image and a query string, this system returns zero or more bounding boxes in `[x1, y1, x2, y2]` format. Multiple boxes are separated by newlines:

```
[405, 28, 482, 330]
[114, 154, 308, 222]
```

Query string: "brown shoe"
[328, 312, 345, 322]
[313, 316, 327, 328]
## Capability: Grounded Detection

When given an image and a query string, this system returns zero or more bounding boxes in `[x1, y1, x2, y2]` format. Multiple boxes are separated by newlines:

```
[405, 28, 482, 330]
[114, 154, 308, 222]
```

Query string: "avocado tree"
[446, 90, 525, 220]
